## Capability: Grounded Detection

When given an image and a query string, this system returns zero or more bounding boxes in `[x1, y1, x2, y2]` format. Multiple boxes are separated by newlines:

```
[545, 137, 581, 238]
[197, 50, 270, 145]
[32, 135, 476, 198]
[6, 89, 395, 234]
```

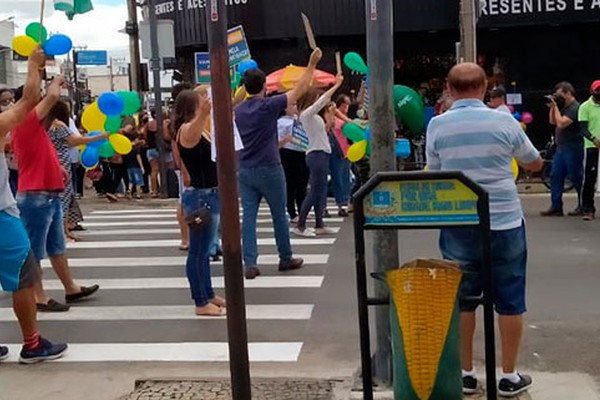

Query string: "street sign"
[363, 179, 480, 227]
[195, 52, 211, 84]
[194, 25, 252, 84]
[76, 50, 108, 66]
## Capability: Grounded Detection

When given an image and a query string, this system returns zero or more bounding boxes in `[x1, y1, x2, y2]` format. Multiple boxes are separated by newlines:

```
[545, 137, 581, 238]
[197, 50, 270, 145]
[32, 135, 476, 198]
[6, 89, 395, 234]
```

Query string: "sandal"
[210, 296, 226, 308]
[195, 303, 226, 317]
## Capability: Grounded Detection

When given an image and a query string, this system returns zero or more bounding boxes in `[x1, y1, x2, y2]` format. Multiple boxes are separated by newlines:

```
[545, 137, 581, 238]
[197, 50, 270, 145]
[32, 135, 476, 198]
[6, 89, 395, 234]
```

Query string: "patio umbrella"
[266, 65, 336, 93]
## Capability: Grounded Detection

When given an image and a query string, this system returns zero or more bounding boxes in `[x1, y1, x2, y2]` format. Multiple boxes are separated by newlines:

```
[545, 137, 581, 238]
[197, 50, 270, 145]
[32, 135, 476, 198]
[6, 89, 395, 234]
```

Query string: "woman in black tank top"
[173, 89, 225, 317]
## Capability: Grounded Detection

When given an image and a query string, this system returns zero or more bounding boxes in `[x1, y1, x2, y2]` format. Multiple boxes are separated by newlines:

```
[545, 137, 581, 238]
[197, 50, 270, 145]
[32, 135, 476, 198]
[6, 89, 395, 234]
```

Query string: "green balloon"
[25, 22, 47, 44]
[98, 142, 116, 158]
[105, 116, 122, 133]
[230, 71, 241, 91]
[344, 52, 369, 75]
[342, 123, 366, 143]
[117, 91, 142, 116]
[393, 85, 425, 135]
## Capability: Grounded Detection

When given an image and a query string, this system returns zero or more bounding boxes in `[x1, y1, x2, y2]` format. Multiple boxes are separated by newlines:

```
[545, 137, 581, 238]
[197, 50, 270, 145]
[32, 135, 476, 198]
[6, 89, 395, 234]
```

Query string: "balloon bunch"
[509, 107, 534, 131]
[12, 23, 73, 57]
[342, 123, 411, 162]
[231, 59, 259, 91]
[79, 91, 142, 169]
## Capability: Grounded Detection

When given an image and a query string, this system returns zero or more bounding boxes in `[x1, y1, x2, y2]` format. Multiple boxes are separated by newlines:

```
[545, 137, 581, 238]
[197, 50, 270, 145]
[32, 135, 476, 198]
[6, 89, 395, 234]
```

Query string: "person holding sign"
[426, 63, 543, 397]
[235, 47, 323, 280]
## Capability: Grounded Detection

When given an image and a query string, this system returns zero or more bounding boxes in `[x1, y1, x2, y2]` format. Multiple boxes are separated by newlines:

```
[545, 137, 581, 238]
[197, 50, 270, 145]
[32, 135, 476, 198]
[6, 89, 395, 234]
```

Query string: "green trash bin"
[380, 259, 463, 400]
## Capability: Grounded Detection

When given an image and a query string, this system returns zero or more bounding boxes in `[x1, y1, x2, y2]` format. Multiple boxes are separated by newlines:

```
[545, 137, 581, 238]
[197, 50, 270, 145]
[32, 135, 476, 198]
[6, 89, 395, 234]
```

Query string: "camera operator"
[578, 80, 600, 220]
[541, 82, 583, 217]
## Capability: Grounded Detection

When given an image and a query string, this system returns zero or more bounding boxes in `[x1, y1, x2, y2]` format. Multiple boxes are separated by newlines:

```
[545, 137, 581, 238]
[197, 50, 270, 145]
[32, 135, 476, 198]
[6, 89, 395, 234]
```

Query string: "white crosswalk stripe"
[0, 202, 345, 363]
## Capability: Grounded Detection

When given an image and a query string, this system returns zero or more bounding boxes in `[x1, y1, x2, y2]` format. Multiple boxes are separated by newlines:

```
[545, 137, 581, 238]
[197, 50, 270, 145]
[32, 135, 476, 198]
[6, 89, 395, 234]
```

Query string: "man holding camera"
[541, 82, 583, 217]
[578, 81, 600, 220]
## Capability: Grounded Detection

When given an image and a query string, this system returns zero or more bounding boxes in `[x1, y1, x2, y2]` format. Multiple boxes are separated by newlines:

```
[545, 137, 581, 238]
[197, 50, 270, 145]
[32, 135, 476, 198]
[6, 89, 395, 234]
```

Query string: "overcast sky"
[0, 0, 131, 59]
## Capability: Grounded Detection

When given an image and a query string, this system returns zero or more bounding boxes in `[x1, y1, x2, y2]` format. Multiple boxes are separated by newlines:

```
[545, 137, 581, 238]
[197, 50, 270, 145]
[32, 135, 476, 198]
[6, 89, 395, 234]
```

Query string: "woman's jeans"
[181, 187, 220, 307]
[328, 136, 351, 207]
[298, 151, 331, 229]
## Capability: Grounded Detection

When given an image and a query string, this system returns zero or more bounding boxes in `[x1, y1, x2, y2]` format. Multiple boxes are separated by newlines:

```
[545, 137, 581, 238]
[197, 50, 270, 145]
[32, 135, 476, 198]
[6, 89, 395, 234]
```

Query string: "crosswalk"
[0, 202, 345, 363]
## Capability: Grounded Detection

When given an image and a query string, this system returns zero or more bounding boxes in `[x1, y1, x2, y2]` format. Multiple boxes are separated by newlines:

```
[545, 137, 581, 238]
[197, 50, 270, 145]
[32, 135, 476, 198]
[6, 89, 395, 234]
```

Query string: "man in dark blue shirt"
[235, 48, 322, 279]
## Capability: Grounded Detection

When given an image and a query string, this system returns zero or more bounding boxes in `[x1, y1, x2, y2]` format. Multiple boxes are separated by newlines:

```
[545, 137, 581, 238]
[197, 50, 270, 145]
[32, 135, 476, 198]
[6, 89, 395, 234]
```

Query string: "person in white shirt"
[293, 74, 343, 237]
[489, 86, 512, 114]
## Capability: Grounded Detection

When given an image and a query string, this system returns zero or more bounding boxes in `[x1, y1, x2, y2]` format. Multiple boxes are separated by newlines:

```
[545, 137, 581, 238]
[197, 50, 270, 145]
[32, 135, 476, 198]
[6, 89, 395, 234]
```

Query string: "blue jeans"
[8, 169, 18, 197]
[551, 144, 583, 211]
[299, 151, 331, 229]
[440, 221, 528, 315]
[71, 163, 79, 195]
[181, 188, 220, 307]
[329, 146, 351, 207]
[16, 192, 66, 261]
[239, 165, 292, 268]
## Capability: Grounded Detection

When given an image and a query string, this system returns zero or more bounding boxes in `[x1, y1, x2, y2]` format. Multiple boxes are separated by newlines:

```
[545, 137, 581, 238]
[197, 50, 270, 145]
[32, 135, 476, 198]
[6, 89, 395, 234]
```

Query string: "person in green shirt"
[579, 80, 600, 221]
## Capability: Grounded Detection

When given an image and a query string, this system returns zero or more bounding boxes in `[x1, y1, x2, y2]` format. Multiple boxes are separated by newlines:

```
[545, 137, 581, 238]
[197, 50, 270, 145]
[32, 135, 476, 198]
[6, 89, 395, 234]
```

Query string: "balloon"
[234, 85, 250, 100]
[395, 139, 411, 159]
[109, 133, 132, 155]
[364, 126, 371, 142]
[238, 59, 258, 77]
[25, 22, 47, 44]
[81, 146, 99, 169]
[344, 52, 369, 75]
[12, 35, 38, 57]
[347, 140, 368, 162]
[98, 142, 116, 158]
[522, 112, 534, 124]
[98, 92, 125, 116]
[520, 122, 528, 131]
[86, 131, 108, 148]
[82, 102, 107, 133]
[513, 112, 522, 122]
[105, 116, 122, 133]
[393, 85, 425, 135]
[230, 71, 242, 91]
[43, 34, 72, 56]
[117, 91, 142, 116]
[512, 158, 519, 181]
[342, 123, 366, 143]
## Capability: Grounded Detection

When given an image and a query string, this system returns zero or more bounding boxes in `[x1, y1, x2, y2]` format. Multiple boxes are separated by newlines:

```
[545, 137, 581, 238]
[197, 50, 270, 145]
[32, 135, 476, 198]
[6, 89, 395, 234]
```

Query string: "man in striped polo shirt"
[426, 63, 543, 397]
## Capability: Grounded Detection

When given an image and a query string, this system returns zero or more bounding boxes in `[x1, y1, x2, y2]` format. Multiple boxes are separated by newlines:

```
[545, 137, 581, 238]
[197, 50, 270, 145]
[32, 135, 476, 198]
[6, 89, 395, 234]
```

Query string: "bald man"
[426, 63, 543, 397]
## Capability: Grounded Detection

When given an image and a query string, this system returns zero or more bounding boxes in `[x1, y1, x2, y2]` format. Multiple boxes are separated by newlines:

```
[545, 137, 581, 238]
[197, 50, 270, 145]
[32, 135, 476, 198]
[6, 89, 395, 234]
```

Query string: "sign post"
[353, 171, 497, 400]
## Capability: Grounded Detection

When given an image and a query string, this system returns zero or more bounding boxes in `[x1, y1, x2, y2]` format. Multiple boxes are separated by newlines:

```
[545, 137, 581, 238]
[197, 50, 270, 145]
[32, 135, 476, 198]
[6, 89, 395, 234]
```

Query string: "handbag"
[185, 204, 212, 230]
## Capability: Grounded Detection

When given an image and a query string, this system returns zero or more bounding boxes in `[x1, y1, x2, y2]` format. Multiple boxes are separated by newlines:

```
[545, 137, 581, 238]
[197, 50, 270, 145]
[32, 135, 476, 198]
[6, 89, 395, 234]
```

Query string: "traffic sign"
[76, 50, 108, 66]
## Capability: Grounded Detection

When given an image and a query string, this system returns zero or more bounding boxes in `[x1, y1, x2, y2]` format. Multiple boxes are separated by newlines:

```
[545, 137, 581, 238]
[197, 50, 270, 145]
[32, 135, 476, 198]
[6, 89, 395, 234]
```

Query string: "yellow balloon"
[109, 133, 133, 155]
[347, 140, 368, 162]
[512, 158, 519, 181]
[520, 122, 527, 131]
[234, 86, 249, 100]
[423, 165, 428, 171]
[82, 102, 107, 133]
[12, 35, 38, 57]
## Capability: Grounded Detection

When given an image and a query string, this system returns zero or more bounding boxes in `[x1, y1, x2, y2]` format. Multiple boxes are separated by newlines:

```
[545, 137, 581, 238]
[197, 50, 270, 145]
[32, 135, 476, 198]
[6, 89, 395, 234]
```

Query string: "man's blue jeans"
[551, 143, 583, 211]
[239, 165, 293, 268]
[329, 141, 351, 207]
[181, 188, 219, 307]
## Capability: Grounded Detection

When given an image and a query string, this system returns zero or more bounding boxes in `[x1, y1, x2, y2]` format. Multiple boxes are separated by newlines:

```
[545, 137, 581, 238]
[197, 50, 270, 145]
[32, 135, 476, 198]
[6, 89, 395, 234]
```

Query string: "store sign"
[480, 0, 600, 16]
[155, 0, 251, 16]
[364, 180, 480, 227]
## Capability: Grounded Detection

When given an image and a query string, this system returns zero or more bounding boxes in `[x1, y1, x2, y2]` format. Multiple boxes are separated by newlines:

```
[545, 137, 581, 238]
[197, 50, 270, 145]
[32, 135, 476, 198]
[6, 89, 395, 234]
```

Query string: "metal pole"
[109, 57, 115, 92]
[460, 0, 477, 63]
[206, 1, 251, 399]
[72, 50, 80, 116]
[147, 0, 168, 197]
[365, 0, 399, 383]
[127, 0, 141, 93]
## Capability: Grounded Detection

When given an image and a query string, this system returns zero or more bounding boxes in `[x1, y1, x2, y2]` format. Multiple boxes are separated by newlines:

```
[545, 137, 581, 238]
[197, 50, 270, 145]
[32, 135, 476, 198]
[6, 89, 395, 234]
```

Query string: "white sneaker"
[315, 227, 336, 235]
[292, 227, 317, 237]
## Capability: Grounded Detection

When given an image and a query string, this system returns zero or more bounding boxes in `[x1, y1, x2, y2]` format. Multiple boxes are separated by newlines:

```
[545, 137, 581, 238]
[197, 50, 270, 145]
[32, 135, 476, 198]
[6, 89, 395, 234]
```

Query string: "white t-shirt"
[299, 94, 332, 155]
[68, 118, 82, 164]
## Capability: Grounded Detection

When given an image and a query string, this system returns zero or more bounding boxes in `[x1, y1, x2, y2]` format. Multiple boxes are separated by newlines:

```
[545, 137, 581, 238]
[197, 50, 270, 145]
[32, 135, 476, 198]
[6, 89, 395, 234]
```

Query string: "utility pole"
[460, 0, 477, 63]
[127, 0, 141, 93]
[365, 0, 399, 384]
[147, 0, 169, 197]
[206, 0, 251, 399]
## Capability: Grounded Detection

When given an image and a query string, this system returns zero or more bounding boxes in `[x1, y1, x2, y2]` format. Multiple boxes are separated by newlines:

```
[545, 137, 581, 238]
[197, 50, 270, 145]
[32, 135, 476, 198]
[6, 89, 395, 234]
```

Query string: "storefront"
[157, 0, 600, 145]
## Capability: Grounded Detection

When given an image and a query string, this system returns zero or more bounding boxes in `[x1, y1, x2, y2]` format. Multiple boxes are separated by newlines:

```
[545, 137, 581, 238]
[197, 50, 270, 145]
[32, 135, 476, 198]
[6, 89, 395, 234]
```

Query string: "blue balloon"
[98, 92, 125, 116]
[364, 126, 371, 142]
[513, 112, 522, 122]
[81, 146, 99, 169]
[86, 131, 108, 148]
[238, 59, 258, 77]
[43, 34, 72, 56]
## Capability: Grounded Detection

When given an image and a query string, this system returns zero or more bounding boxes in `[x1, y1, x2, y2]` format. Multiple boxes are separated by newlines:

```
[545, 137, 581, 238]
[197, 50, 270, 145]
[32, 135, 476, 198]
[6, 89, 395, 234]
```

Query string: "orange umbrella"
[266, 65, 336, 93]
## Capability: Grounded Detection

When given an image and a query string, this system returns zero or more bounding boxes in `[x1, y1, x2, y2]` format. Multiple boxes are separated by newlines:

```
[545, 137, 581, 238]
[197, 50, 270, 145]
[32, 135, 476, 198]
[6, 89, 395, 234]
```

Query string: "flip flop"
[195, 305, 226, 317]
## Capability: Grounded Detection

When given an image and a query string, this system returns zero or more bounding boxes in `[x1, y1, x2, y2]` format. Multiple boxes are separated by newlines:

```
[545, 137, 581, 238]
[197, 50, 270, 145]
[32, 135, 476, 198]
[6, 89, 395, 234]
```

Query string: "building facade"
[157, 0, 600, 145]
